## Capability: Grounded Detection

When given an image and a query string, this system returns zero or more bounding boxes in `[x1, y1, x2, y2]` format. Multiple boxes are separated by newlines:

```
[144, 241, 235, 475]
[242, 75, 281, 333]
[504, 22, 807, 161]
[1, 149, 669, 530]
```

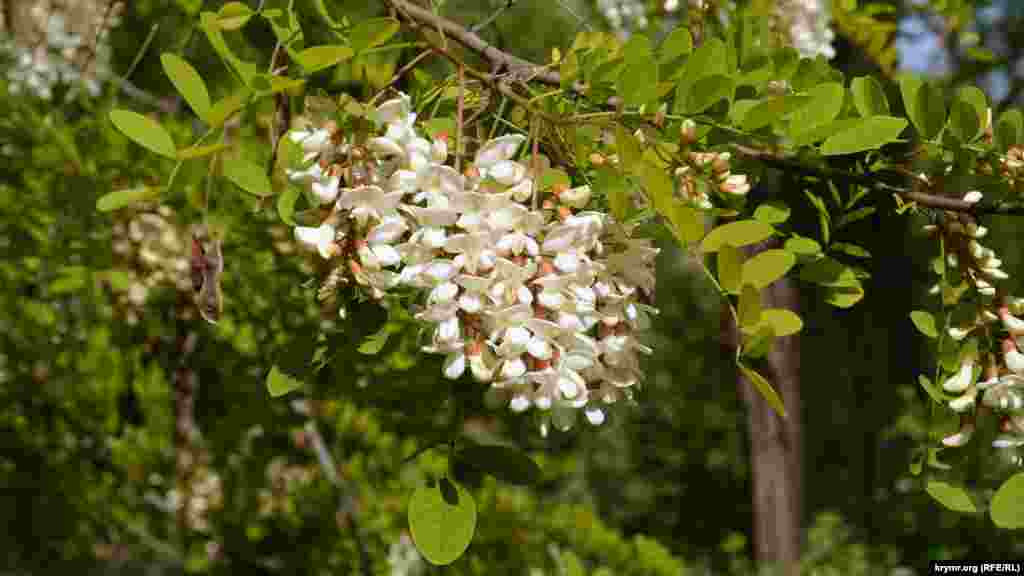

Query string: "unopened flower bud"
[679, 119, 697, 147]
[963, 190, 983, 204]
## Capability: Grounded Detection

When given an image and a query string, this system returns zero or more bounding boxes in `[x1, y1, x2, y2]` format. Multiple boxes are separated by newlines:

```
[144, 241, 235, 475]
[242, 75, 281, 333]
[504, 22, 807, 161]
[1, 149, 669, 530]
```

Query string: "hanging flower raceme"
[283, 92, 660, 431]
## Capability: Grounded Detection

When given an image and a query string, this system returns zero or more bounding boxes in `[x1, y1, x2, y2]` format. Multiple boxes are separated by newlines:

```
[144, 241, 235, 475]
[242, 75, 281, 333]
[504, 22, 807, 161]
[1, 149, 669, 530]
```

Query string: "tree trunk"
[724, 241, 802, 575]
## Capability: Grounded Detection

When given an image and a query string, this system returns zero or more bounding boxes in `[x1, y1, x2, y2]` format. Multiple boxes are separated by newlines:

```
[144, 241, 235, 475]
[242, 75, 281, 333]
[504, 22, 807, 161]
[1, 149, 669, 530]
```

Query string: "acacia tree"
[100, 0, 1024, 570]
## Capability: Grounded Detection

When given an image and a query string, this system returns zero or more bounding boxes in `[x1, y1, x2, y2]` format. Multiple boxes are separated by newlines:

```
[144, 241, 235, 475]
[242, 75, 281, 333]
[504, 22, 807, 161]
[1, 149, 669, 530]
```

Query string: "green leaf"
[791, 118, 861, 148]
[350, 17, 400, 52]
[296, 45, 355, 73]
[614, 125, 642, 170]
[909, 310, 938, 339]
[821, 116, 907, 156]
[662, 200, 704, 246]
[206, 90, 250, 128]
[675, 38, 727, 113]
[830, 242, 870, 258]
[791, 82, 844, 130]
[266, 365, 303, 397]
[824, 285, 864, 308]
[176, 143, 231, 160]
[358, 325, 391, 354]
[96, 186, 163, 212]
[453, 445, 541, 486]
[738, 361, 787, 418]
[742, 322, 775, 359]
[742, 249, 796, 289]
[161, 53, 212, 120]
[659, 27, 692, 62]
[596, 167, 630, 222]
[753, 202, 790, 224]
[996, 109, 1023, 152]
[900, 76, 945, 140]
[851, 76, 890, 117]
[990, 472, 1024, 529]
[718, 245, 743, 295]
[217, 2, 254, 30]
[277, 185, 300, 226]
[743, 95, 811, 131]
[685, 74, 734, 114]
[925, 481, 977, 514]
[109, 110, 177, 159]
[799, 257, 861, 287]
[917, 374, 944, 403]
[759, 308, 803, 337]
[618, 34, 659, 108]
[222, 157, 272, 197]
[784, 235, 822, 257]
[409, 479, 477, 565]
[835, 206, 876, 228]
[701, 220, 775, 253]
[199, 11, 260, 86]
[738, 284, 761, 328]
[949, 86, 986, 142]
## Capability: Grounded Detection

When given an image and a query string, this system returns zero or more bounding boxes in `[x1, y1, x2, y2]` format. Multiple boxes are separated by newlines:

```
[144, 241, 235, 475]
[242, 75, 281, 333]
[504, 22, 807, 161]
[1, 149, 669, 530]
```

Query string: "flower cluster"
[675, 121, 751, 208]
[596, 0, 650, 37]
[921, 192, 1024, 451]
[999, 146, 1024, 195]
[287, 93, 659, 430]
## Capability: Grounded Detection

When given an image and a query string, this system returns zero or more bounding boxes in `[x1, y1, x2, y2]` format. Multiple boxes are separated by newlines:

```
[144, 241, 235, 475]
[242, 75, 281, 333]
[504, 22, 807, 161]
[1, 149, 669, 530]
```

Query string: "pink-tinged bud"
[942, 417, 975, 447]
[719, 174, 750, 196]
[679, 119, 697, 147]
[557, 206, 572, 221]
[711, 154, 731, 175]
[589, 152, 606, 166]
[1003, 338, 1024, 374]
[348, 259, 362, 275]
[1000, 415, 1013, 434]
[999, 306, 1024, 335]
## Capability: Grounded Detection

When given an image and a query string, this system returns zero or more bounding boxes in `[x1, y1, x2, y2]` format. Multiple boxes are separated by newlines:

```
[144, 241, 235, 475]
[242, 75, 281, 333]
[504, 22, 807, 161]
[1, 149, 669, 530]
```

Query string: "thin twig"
[456, 63, 465, 173]
[470, 0, 516, 33]
[731, 144, 1024, 216]
[384, 0, 583, 91]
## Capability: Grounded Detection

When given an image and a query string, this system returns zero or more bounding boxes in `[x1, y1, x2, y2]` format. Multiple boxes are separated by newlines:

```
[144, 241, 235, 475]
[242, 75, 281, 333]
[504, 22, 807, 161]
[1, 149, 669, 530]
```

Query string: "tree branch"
[732, 144, 1024, 217]
[384, 0, 582, 91]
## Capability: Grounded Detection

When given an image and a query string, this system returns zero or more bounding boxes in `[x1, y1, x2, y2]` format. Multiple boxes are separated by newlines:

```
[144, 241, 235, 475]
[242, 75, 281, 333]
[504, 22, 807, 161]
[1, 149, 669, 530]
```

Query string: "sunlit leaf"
[759, 308, 803, 337]
[109, 110, 177, 158]
[701, 220, 774, 253]
[266, 365, 303, 397]
[685, 74, 734, 114]
[217, 1, 254, 30]
[296, 45, 355, 73]
[990, 472, 1024, 529]
[753, 202, 790, 225]
[659, 27, 692, 62]
[222, 157, 272, 197]
[925, 481, 977, 514]
[161, 53, 211, 120]
[409, 479, 476, 565]
[96, 186, 163, 212]
[742, 249, 795, 289]
[851, 76, 889, 117]
[738, 284, 761, 328]
[900, 76, 944, 140]
[176, 143, 231, 160]
[738, 361, 787, 418]
[821, 117, 907, 156]
[909, 310, 938, 339]
[350, 17, 400, 52]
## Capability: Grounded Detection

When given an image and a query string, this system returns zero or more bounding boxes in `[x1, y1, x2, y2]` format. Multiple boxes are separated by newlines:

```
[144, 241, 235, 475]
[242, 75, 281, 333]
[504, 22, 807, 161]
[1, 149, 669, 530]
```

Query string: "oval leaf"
[738, 284, 761, 328]
[784, 235, 822, 257]
[739, 362, 787, 418]
[297, 45, 355, 73]
[266, 365, 303, 397]
[910, 310, 938, 339]
[990, 472, 1024, 529]
[223, 157, 272, 197]
[718, 244, 743, 295]
[925, 480, 977, 514]
[851, 76, 890, 117]
[791, 82, 844, 130]
[996, 109, 1023, 152]
[96, 186, 163, 212]
[701, 220, 775, 253]
[821, 116, 907, 156]
[742, 249, 795, 289]
[686, 75, 733, 114]
[409, 479, 477, 565]
[949, 86, 986, 142]
[161, 53, 212, 120]
[217, 1, 254, 30]
[760, 308, 803, 337]
[753, 202, 790, 225]
[109, 109, 177, 159]
[900, 76, 945, 140]
[454, 445, 541, 486]
[659, 27, 692, 62]
[350, 17, 400, 52]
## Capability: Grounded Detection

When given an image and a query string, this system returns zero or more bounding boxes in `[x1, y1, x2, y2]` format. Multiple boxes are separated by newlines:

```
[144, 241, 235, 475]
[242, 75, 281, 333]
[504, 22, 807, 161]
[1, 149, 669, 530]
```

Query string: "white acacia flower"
[489, 258, 537, 307]
[475, 134, 527, 169]
[311, 172, 341, 205]
[295, 224, 338, 259]
[446, 232, 498, 274]
[289, 127, 333, 163]
[338, 186, 404, 227]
